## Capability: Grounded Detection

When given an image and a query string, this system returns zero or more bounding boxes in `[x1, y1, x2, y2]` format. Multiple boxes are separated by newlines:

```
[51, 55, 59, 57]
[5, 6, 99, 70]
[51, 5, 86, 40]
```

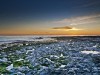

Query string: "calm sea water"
[0, 35, 79, 45]
[0, 35, 53, 45]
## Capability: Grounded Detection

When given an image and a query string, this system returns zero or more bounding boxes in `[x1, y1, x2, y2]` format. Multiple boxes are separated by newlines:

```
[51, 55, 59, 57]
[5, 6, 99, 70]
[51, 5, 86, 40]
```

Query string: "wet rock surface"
[0, 36, 100, 75]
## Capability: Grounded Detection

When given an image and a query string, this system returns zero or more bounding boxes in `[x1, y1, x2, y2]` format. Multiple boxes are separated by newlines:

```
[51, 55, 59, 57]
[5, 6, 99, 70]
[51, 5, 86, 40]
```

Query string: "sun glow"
[64, 27, 83, 31]
[70, 27, 83, 31]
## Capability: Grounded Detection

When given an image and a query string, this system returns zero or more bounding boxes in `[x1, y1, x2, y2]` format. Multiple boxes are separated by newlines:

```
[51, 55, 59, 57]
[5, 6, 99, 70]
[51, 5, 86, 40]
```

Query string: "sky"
[0, 0, 100, 35]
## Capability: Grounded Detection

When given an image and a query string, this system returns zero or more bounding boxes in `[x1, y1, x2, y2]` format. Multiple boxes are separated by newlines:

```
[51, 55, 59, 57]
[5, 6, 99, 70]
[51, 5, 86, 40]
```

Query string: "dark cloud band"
[52, 26, 72, 30]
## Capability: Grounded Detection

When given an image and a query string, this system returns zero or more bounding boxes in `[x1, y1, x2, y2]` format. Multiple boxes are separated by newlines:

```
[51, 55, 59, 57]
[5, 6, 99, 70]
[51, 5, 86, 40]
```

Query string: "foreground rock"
[0, 36, 100, 75]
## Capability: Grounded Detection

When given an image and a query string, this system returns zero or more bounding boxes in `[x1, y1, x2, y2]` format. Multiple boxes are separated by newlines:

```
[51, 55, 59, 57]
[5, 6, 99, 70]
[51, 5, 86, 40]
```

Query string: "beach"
[0, 36, 100, 75]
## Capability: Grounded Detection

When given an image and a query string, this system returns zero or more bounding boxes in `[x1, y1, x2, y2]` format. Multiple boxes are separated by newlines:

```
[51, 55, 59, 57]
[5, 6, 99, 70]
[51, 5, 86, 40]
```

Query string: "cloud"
[52, 26, 83, 31]
[52, 26, 72, 29]
[53, 14, 100, 26]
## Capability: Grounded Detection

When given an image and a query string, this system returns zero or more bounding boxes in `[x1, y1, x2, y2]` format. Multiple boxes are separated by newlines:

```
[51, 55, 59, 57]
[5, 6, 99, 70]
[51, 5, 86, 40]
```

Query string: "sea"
[0, 35, 97, 45]
[0, 35, 53, 45]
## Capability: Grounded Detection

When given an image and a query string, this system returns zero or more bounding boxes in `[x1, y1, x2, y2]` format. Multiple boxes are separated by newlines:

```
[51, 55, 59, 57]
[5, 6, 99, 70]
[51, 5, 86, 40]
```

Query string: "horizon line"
[0, 34, 100, 36]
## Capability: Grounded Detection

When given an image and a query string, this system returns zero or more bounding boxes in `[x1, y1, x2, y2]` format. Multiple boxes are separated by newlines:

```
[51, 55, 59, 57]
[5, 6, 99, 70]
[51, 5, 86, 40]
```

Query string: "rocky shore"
[0, 36, 100, 75]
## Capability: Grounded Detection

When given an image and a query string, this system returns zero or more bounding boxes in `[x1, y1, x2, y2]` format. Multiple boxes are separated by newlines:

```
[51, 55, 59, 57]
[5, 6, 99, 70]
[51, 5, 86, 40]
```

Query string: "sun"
[70, 27, 83, 31]
[64, 27, 83, 31]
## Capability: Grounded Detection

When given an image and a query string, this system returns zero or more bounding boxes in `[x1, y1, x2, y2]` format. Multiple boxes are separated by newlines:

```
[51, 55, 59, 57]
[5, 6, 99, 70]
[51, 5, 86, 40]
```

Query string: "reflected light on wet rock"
[81, 51, 100, 54]
[46, 47, 49, 49]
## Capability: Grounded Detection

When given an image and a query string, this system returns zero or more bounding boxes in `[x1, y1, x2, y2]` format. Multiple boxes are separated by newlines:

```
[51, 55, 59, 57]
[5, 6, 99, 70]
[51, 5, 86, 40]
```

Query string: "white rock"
[26, 49, 34, 54]
[6, 64, 13, 71]
[16, 58, 24, 61]
[60, 65, 66, 68]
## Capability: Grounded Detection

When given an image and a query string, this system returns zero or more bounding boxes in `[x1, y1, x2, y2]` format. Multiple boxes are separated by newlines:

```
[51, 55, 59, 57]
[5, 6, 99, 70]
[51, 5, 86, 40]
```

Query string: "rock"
[68, 68, 75, 75]
[6, 64, 13, 71]
[39, 66, 49, 75]
[0, 36, 100, 74]
[0, 58, 7, 62]
[83, 68, 90, 72]
[92, 67, 98, 72]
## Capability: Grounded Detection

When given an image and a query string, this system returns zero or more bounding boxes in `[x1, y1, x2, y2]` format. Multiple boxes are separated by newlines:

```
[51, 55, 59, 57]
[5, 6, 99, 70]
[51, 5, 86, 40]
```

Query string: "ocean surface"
[0, 35, 54, 45]
[0, 35, 96, 45]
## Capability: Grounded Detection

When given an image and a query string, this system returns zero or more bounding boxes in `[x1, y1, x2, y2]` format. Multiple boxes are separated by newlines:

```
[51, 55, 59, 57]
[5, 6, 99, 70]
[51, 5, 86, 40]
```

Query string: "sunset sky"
[0, 0, 100, 35]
